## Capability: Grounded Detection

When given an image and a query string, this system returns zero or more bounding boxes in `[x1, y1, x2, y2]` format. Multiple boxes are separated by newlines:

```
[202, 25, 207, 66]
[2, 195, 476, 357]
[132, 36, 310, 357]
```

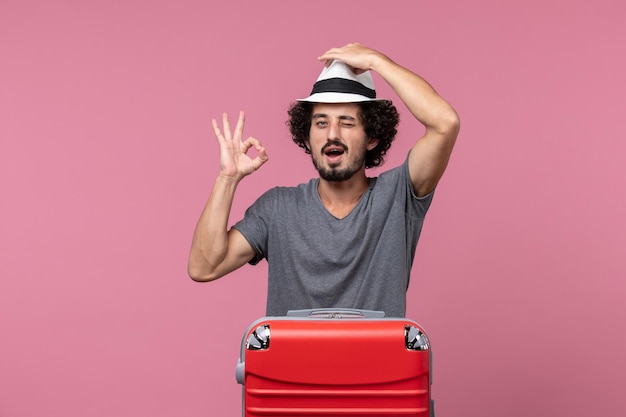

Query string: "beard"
[316, 164, 362, 182]
[312, 143, 367, 182]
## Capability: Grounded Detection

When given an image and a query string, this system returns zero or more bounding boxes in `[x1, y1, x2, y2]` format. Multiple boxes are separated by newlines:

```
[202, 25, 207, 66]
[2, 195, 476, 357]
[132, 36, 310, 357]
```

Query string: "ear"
[367, 138, 379, 151]
[304, 139, 311, 152]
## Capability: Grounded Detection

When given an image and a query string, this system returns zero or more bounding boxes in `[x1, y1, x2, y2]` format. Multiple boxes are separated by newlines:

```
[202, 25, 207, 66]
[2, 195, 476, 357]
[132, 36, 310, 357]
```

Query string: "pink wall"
[1, 1, 625, 416]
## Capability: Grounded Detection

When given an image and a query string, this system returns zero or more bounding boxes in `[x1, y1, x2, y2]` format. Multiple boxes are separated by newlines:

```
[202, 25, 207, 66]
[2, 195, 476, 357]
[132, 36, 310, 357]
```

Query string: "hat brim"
[296, 92, 388, 103]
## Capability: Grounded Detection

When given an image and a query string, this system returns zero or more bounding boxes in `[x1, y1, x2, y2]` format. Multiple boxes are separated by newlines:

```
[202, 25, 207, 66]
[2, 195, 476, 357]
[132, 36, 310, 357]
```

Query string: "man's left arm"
[318, 43, 460, 197]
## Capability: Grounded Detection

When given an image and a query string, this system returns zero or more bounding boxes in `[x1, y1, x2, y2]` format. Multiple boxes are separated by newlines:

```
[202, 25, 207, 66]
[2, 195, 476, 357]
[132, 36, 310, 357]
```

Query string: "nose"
[327, 120, 340, 140]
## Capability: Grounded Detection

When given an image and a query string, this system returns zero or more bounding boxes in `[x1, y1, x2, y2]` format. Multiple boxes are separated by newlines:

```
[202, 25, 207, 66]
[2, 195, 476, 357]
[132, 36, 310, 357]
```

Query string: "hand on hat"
[212, 111, 268, 181]
[317, 42, 388, 75]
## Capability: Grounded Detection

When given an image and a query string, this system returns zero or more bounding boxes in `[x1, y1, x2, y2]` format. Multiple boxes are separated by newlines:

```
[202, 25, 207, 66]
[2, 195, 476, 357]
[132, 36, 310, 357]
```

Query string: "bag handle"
[286, 308, 386, 319]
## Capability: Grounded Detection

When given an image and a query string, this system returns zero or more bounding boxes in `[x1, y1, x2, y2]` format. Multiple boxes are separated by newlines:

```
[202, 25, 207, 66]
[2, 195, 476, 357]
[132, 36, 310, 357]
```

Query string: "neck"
[317, 172, 370, 218]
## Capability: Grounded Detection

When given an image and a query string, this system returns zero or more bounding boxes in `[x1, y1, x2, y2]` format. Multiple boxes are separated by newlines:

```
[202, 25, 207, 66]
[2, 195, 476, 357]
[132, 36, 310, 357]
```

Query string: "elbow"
[187, 263, 220, 283]
[440, 108, 461, 139]
[427, 107, 460, 142]
[188, 272, 211, 283]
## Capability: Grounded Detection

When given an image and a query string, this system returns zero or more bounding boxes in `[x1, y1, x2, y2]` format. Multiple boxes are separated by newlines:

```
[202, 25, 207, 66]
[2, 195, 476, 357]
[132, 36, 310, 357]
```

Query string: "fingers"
[222, 113, 232, 141]
[242, 136, 269, 169]
[212, 118, 224, 142]
[212, 111, 246, 142]
[234, 111, 245, 141]
[242, 136, 268, 158]
[317, 50, 338, 65]
[318, 43, 361, 60]
[317, 43, 376, 72]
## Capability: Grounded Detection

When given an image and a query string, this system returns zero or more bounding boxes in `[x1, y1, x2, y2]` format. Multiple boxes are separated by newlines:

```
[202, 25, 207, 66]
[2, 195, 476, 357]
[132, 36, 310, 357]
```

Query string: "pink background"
[1, 1, 625, 416]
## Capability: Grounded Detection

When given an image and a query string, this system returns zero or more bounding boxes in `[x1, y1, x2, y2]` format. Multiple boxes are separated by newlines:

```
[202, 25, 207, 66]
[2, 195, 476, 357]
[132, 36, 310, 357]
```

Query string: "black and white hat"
[297, 60, 388, 103]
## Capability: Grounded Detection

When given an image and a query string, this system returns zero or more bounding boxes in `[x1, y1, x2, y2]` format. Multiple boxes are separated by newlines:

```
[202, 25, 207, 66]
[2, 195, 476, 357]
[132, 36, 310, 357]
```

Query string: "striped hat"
[297, 60, 387, 103]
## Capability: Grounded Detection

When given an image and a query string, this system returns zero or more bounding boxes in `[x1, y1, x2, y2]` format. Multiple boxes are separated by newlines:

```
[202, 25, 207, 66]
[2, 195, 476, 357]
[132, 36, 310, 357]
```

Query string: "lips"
[322, 142, 347, 164]
[322, 141, 347, 156]
[324, 147, 345, 156]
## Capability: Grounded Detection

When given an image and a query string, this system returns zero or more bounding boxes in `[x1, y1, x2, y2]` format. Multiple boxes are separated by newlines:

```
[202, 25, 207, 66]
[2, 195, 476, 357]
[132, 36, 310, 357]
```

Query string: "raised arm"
[188, 111, 268, 282]
[318, 43, 460, 197]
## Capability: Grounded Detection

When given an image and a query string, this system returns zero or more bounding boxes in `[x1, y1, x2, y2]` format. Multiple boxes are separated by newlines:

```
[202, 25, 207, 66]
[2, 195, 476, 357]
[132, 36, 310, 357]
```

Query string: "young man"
[188, 43, 459, 317]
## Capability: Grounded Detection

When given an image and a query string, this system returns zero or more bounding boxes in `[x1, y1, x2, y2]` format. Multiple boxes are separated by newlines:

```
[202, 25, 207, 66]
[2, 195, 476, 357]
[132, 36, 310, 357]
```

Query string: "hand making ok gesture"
[212, 111, 268, 181]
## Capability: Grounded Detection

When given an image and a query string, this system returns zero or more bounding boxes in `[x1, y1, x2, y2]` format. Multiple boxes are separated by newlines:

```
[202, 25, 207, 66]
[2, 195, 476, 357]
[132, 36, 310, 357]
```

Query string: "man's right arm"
[188, 175, 257, 281]
[188, 112, 268, 282]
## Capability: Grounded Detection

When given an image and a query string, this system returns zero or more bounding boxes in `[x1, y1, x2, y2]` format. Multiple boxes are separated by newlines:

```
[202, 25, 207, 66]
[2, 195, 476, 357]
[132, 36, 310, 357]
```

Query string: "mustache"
[321, 140, 348, 154]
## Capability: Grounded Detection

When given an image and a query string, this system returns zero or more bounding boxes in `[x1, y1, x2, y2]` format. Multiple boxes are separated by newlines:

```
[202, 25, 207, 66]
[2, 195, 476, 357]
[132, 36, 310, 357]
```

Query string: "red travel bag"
[236, 309, 433, 416]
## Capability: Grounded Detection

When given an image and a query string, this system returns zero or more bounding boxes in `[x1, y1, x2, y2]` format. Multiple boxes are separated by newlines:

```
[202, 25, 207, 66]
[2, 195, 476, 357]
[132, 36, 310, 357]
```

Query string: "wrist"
[216, 172, 243, 187]
[369, 53, 393, 74]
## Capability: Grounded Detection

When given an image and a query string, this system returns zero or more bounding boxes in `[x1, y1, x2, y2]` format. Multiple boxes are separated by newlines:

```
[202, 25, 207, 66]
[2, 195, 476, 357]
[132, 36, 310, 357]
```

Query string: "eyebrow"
[312, 113, 357, 121]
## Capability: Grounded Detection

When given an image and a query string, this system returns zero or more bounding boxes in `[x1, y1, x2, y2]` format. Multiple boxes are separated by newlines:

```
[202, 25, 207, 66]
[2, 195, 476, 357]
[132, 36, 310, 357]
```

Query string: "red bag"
[236, 309, 434, 416]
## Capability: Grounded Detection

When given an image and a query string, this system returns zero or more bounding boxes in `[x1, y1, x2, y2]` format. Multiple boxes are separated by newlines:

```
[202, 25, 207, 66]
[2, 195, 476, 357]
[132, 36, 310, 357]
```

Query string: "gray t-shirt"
[233, 157, 434, 317]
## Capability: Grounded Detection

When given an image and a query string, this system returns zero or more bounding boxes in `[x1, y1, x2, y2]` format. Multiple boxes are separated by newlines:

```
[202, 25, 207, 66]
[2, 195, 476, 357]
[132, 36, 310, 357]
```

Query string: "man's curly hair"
[286, 101, 400, 168]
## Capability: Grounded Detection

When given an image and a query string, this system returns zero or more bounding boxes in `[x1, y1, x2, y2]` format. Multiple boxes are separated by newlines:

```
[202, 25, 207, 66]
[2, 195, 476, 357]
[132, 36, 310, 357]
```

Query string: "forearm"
[372, 55, 459, 135]
[188, 174, 240, 281]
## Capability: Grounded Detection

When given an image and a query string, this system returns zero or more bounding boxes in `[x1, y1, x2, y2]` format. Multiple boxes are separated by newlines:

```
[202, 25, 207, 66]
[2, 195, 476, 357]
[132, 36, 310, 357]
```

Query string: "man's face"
[306, 103, 377, 182]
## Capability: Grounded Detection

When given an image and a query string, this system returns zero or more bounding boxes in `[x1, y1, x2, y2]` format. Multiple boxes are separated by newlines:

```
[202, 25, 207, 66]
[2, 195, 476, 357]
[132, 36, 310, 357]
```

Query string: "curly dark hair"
[286, 101, 400, 168]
